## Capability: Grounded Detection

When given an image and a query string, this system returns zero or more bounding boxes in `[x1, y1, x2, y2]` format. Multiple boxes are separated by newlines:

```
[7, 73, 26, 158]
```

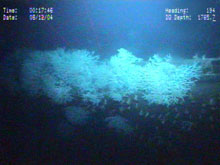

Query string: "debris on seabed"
[139, 110, 144, 116]
[135, 103, 138, 109]
[119, 107, 124, 112]
[134, 95, 138, 101]
[158, 114, 162, 119]
[209, 98, 215, 105]
[126, 97, 131, 105]
[145, 112, 149, 118]
[104, 99, 107, 105]
[209, 116, 214, 122]
[175, 113, 180, 119]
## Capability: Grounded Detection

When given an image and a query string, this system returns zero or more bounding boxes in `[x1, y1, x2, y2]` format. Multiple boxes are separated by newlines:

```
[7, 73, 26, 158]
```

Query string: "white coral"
[142, 55, 202, 106]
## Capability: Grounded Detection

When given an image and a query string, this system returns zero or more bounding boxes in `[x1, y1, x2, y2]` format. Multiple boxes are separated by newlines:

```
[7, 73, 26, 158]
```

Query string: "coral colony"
[21, 48, 202, 107]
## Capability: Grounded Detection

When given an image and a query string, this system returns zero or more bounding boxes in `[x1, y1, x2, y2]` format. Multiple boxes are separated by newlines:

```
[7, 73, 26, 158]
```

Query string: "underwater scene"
[1, 0, 220, 164]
